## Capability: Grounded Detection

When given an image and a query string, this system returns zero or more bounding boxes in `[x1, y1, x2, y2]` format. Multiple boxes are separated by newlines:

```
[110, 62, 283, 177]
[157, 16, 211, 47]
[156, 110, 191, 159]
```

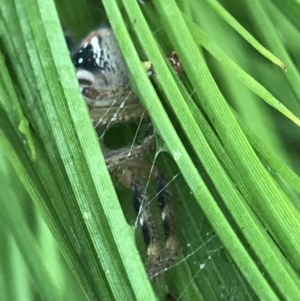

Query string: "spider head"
[72, 26, 129, 91]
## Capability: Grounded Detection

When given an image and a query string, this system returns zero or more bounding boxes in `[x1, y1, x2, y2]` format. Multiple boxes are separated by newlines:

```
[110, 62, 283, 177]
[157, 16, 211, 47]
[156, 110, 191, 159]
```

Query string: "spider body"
[72, 25, 178, 279]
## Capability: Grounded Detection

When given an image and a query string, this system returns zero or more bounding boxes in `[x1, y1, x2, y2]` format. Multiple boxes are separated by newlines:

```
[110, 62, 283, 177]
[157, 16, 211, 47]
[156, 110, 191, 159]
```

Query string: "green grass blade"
[152, 0, 300, 265]
[0, 0, 156, 299]
[204, 0, 287, 70]
[2, 0, 300, 300]
[101, 0, 295, 300]
[243, 0, 300, 106]
[182, 16, 300, 127]
[104, 0, 300, 299]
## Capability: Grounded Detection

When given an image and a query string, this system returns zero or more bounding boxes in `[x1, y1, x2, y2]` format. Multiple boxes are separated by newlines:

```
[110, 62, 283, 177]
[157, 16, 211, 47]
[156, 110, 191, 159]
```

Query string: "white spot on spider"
[77, 69, 95, 85]
[90, 36, 101, 66]
[161, 212, 166, 220]
[77, 57, 83, 64]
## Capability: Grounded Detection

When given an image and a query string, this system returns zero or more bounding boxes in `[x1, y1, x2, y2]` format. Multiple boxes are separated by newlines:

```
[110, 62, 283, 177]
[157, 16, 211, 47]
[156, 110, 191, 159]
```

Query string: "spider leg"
[106, 140, 165, 278]
[157, 172, 179, 270]
[106, 136, 179, 279]
[132, 180, 162, 278]
[105, 135, 155, 187]
[79, 85, 146, 127]
[131, 170, 179, 280]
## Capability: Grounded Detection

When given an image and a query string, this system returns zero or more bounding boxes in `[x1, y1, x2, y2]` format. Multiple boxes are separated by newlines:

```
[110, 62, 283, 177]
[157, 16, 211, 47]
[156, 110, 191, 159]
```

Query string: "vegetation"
[1, 0, 300, 300]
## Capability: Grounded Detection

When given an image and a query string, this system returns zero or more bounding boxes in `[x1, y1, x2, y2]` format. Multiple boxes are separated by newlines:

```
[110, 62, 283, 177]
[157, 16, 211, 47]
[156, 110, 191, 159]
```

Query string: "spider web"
[97, 98, 257, 301]
[60, 1, 259, 299]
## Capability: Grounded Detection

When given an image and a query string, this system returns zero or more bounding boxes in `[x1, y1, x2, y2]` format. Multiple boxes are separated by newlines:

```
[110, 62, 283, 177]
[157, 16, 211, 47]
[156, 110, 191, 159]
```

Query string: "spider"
[71, 25, 179, 279]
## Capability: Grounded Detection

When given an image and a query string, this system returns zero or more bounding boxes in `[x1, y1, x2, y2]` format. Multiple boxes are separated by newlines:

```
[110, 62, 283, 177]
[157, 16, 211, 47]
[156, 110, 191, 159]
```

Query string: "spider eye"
[76, 69, 95, 87]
